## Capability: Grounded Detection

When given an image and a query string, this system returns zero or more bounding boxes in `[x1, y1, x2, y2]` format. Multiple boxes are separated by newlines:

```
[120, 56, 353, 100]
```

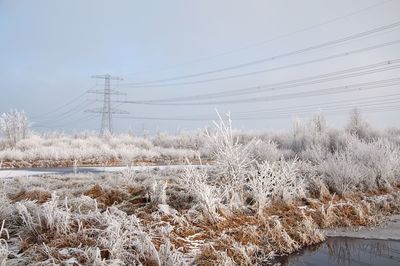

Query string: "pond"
[273, 237, 400, 266]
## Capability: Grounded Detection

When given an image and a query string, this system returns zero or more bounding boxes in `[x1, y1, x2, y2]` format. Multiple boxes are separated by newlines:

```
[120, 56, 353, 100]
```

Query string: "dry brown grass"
[84, 184, 127, 208]
[3, 172, 399, 265]
[191, 189, 400, 264]
[12, 189, 51, 203]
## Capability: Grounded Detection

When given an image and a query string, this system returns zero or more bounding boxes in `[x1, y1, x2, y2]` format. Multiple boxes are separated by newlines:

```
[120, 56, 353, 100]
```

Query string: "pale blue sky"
[1, 0, 400, 134]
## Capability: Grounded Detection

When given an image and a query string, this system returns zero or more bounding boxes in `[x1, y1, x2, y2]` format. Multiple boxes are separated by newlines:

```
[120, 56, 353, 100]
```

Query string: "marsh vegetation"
[0, 111, 399, 265]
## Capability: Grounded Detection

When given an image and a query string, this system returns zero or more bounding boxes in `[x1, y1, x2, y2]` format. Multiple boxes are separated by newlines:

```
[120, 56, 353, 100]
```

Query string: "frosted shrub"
[15, 134, 43, 151]
[0, 109, 29, 147]
[319, 137, 400, 195]
[248, 163, 275, 215]
[384, 128, 400, 146]
[308, 114, 331, 148]
[15, 193, 73, 238]
[319, 152, 368, 195]
[179, 163, 224, 221]
[346, 108, 377, 140]
[148, 179, 168, 205]
[248, 159, 305, 214]
[207, 113, 254, 179]
[206, 113, 254, 207]
[98, 207, 160, 264]
[248, 140, 281, 163]
[347, 138, 400, 189]
[287, 119, 313, 154]
[121, 164, 137, 185]
[281, 116, 332, 155]
[326, 129, 350, 153]
[153, 130, 204, 150]
[153, 132, 177, 148]
[299, 144, 328, 163]
[41, 194, 72, 235]
[15, 201, 39, 234]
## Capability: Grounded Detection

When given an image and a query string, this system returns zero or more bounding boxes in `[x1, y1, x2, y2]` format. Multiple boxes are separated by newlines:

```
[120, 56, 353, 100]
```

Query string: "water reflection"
[274, 237, 400, 266]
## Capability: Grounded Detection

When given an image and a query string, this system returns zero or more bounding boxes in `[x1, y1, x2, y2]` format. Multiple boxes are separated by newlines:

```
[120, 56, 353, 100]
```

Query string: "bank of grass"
[0, 172, 398, 265]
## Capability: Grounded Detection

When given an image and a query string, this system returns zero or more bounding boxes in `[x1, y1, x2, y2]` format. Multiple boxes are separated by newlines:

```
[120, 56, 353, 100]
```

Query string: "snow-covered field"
[0, 113, 399, 264]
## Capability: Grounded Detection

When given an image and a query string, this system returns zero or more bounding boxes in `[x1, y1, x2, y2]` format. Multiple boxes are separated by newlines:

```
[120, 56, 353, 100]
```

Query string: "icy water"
[0, 164, 201, 178]
[275, 237, 400, 266]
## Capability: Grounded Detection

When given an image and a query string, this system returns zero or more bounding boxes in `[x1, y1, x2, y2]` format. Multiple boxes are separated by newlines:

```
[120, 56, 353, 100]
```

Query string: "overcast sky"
[1, 0, 399, 134]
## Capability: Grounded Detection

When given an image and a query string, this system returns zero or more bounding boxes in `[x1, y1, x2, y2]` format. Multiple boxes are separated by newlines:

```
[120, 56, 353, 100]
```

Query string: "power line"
[113, 106, 400, 122]
[128, 60, 400, 103]
[120, 40, 400, 88]
[122, 78, 400, 106]
[117, 61, 400, 105]
[30, 89, 92, 119]
[32, 115, 98, 129]
[235, 98, 400, 119]
[120, 0, 395, 79]
[34, 99, 96, 123]
[235, 92, 400, 116]
[114, 95, 400, 122]
[153, 78, 400, 106]
[121, 20, 400, 85]
[31, 99, 97, 130]
[238, 105, 400, 120]
[115, 92, 400, 119]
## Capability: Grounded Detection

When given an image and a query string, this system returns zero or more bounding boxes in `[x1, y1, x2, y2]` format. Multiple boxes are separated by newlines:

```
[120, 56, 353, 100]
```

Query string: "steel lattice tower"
[85, 74, 129, 136]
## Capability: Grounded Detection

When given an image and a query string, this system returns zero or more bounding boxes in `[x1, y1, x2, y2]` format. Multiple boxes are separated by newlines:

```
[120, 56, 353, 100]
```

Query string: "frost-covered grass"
[0, 112, 400, 264]
[0, 132, 202, 168]
[0, 168, 398, 265]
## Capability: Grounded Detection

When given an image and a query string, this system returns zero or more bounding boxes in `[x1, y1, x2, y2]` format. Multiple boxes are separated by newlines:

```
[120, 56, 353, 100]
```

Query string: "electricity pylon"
[85, 74, 129, 136]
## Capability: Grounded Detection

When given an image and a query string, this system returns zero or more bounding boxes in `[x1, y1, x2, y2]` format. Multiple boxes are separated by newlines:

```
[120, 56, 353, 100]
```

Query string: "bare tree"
[346, 108, 371, 140]
[0, 109, 29, 147]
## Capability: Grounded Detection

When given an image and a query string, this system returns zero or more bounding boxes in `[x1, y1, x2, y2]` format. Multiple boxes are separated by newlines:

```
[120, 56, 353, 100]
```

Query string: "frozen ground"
[325, 214, 400, 240]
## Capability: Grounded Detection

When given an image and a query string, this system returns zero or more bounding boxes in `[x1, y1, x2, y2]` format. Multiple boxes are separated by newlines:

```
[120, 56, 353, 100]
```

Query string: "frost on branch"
[205, 112, 255, 208]
[249, 159, 305, 215]
[0, 109, 29, 147]
[179, 161, 224, 222]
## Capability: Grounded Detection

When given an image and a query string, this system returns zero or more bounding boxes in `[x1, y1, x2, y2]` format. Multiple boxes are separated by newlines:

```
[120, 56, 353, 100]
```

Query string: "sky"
[1, 0, 400, 134]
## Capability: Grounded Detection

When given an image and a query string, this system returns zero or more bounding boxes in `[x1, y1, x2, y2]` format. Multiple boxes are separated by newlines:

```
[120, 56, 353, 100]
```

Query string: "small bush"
[248, 159, 305, 214]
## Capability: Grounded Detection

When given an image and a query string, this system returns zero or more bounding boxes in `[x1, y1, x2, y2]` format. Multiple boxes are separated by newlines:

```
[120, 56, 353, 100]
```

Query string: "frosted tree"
[0, 109, 29, 147]
[346, 108, 371, 140]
